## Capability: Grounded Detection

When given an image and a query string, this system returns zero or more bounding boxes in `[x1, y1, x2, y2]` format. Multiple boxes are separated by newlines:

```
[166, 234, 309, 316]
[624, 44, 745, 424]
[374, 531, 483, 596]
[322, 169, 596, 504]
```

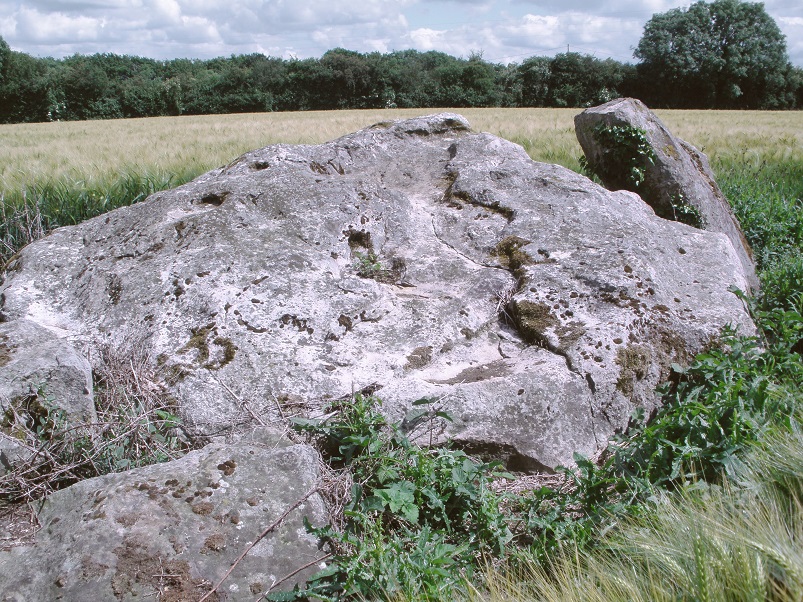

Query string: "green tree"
[0, 35, 10, 81]
[61, 55, 118, 119]
[320, 49, 379, 108]
[547, 52, 625, 108]
[634, 0, 791, 108]
[0, 50, 53, 123]
[519, 56, 551, 107]
[494, 62, 522, 107]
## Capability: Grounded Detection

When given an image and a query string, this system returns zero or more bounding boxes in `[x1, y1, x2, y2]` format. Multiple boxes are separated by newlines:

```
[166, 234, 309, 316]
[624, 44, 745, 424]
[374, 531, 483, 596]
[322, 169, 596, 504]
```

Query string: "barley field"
[2, 108, 801, 191]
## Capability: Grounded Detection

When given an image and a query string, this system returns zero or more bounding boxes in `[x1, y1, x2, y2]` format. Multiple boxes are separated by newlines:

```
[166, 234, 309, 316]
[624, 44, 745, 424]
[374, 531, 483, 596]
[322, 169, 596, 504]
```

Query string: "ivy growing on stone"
[580, 122, 656, 192]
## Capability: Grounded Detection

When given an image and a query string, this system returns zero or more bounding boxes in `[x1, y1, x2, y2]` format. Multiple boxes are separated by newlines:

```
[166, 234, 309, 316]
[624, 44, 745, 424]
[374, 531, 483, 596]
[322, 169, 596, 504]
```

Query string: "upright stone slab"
[575, 97, 758, 291]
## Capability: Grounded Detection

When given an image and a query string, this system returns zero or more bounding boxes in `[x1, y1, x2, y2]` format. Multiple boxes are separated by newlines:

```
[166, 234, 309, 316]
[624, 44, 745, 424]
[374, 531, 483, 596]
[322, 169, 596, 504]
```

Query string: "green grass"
[0, 168, 199, 262]
[716, 159, 803, 311]
[475, 427, 803, 602]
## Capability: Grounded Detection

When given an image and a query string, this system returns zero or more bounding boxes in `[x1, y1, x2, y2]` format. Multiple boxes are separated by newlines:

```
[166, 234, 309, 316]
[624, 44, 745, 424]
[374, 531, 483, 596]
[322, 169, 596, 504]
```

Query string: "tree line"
[0, 0, 801, 124]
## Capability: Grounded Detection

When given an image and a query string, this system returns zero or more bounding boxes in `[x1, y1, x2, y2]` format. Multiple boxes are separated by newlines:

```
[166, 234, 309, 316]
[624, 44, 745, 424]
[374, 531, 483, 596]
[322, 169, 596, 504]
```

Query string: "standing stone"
[575, 97, 758, 291]
[0, 113, 755, 472]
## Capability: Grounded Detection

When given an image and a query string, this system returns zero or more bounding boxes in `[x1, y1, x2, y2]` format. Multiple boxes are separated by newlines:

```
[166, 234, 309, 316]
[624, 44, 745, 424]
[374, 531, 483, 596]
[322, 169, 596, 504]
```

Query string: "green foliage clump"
[615, 318, 801, 489]
[273, 395, 512, 601]
[352, 251, 383, 279]
[513, 454, 635, 566]
[580, 122, 656, 191]
[351, 252, 408, 285]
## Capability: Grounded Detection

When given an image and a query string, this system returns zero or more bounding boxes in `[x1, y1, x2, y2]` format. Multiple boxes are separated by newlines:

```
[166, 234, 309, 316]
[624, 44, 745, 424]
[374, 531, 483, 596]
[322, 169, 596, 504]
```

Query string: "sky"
[1, 0, 801, 66]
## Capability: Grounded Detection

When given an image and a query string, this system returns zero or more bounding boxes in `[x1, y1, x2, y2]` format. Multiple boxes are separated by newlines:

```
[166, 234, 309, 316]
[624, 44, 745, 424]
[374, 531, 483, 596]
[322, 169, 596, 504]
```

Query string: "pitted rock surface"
[0, 113, 754, 470]
[0, 432, 326, 601]
[575, 97, 758, 291]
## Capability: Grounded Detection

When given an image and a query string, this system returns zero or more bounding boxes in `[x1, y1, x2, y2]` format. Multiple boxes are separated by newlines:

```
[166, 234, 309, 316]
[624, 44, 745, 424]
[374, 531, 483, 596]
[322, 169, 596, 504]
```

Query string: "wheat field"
[2, 108, 801, 191]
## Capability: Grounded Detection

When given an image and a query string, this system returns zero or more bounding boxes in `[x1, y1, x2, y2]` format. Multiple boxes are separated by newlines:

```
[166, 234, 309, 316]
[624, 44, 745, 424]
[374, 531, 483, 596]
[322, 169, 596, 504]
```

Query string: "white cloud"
[778, 16, 803, 65]
[150, 0, 182, 24]
[0, 0, 800, 65]
[16, 6, 104, 44]
[409, 27, 447, 51]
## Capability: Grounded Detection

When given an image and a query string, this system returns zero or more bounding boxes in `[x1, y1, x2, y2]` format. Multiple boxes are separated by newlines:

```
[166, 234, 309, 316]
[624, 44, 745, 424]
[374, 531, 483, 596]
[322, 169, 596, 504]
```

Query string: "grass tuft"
[475, 428, 803, 602]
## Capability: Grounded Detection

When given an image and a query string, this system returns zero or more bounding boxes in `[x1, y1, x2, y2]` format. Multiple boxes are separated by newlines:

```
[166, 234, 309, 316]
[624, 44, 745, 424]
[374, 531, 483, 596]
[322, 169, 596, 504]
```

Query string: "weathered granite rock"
[574, 97, 758, 291]
[0, 318, 95, 424]
[0, 113, 754, 471]
[0, 430, 326, 601]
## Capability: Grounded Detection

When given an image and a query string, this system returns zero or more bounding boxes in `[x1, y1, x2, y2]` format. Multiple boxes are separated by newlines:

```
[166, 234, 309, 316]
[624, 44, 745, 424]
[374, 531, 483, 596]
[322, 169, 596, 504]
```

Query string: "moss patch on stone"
[493, 236, 533, 278]
[178, 324, 237, 370]
[211, 337, 237, 369]
[510, 300, 557, 346]
[615, 344, 651, 397]
[179, 324, 215, 364]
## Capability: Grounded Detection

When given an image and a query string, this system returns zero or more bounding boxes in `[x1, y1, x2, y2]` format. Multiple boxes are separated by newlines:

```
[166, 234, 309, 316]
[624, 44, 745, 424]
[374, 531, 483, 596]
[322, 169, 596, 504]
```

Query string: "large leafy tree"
[547, 52, 628, 108]
[0, 35, 9, 78]
[634, 0, 791, 108]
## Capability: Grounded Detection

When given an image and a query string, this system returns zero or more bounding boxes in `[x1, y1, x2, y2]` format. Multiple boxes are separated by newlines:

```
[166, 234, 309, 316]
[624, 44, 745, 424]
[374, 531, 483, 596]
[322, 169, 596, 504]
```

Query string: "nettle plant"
[580, 122, 656, 191]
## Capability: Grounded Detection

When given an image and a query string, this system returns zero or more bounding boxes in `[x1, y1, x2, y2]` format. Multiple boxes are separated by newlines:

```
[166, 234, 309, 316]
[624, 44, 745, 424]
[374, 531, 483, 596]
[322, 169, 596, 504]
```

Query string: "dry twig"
[199, 484, 321, 602]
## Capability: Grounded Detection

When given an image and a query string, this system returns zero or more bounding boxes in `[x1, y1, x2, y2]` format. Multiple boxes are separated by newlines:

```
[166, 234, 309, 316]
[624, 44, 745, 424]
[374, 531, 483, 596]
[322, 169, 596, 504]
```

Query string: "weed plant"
[579, 123, 656, 191]
[271, 395, 512, 601]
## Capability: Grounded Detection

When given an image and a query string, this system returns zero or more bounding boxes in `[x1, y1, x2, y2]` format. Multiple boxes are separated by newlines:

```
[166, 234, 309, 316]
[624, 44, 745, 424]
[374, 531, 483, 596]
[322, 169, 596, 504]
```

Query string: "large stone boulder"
[0, 113, 754, 472]
[574, 97, 758, 291]
[0, 431, 327, 601]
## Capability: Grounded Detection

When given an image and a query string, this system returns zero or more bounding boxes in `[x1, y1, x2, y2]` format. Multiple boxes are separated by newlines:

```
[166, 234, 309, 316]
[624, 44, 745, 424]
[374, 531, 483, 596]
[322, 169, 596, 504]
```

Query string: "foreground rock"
[0, 113, 754, 471]
[0, 431, 326, 600]
[575, 97, 758, 291]
[0, 318, 95, 423]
